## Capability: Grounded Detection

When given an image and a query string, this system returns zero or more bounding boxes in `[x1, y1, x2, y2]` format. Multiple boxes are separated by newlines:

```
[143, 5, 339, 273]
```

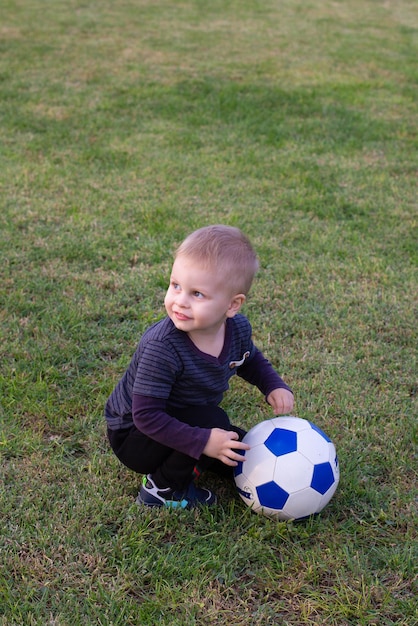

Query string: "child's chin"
[172, 317, 192, 330]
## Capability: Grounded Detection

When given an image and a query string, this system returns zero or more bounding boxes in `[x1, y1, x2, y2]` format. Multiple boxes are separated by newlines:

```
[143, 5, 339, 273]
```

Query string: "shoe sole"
[136, 494, 216, 509]
[136, 493, 190, 509]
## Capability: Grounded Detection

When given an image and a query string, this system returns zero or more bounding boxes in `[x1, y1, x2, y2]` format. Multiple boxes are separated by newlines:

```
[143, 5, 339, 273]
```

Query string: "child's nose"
[175, 290, 189, 307]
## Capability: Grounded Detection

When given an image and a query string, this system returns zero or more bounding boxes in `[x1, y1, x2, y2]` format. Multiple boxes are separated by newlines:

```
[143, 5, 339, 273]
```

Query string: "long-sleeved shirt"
[105, 314, 292, 458]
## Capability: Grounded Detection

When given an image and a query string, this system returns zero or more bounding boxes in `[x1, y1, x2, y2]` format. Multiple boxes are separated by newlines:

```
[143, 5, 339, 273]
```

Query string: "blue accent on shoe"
[165, 499, 189, 509]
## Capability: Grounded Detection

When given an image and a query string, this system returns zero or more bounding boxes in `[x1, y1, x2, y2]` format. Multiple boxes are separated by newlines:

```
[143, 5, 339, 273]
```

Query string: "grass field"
[1, 0, 417, 624]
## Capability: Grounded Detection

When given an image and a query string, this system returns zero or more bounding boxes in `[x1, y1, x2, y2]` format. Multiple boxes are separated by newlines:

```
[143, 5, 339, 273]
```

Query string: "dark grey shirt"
[105, 314, 292, 458]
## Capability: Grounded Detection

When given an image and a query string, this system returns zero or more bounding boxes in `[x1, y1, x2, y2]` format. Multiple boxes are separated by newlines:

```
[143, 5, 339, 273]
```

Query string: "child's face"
[164, 255, 241, 335]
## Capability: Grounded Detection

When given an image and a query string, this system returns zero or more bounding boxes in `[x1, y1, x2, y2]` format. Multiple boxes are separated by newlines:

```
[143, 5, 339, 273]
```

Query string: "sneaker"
[136, 474, 216, 509]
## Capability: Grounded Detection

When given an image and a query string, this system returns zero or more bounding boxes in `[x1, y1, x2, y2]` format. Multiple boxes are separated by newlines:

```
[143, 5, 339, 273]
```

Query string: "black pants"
[107, 405, 246, 490]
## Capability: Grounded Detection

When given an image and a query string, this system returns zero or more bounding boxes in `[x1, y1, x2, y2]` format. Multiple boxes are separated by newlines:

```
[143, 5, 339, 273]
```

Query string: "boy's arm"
[237, 348, 294, 414]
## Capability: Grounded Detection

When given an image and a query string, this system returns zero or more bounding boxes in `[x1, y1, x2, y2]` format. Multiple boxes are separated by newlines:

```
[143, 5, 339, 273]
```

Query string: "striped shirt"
[105, 314, 291, 437]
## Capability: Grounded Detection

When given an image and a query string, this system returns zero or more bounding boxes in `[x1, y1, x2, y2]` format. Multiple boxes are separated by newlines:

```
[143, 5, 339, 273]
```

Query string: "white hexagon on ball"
[272, 451, 314, 493]
[240, 441, 278, 486]
[283, 487, 324, 520]
[297, 428, 333, 465]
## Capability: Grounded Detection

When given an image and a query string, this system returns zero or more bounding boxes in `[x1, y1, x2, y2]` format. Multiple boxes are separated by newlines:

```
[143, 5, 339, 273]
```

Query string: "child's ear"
[226, 294, 246, 317]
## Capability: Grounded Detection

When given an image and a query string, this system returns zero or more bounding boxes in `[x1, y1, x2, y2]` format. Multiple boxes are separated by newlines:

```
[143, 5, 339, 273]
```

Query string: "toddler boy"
[105, 225, 294, 508]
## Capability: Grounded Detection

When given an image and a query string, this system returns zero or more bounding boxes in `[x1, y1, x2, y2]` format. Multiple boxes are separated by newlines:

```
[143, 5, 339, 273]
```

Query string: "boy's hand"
[267, 388, 294, 415]
[203, 428, 250, 466]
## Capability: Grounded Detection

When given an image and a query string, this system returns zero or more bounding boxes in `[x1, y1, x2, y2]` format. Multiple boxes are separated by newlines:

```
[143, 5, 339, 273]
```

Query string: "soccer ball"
[234, 416, 339, 520]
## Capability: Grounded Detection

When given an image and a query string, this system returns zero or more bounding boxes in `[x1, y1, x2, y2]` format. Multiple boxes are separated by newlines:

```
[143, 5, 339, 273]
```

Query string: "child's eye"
[171, 282, 181, 291]
[193, 291, 204, 299]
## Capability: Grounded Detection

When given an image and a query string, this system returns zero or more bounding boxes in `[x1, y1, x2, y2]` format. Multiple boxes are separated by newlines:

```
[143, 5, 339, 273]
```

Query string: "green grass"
[1, 0, 417, 624]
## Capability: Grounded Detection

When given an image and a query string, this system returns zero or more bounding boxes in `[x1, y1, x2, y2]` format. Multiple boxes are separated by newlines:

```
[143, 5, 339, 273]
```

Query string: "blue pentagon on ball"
[264, 428, 297, 456]
[311, 462, 337, 495]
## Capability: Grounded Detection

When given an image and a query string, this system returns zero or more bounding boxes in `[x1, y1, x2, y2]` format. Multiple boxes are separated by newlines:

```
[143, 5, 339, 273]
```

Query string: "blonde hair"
[176, 225, 259, 294]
